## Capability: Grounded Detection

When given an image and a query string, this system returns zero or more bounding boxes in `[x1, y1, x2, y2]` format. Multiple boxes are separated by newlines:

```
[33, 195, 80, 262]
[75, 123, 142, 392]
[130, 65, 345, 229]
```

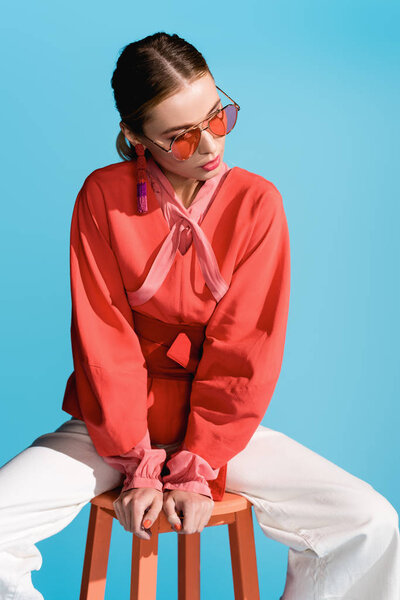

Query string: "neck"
[156, 162, 205, 209]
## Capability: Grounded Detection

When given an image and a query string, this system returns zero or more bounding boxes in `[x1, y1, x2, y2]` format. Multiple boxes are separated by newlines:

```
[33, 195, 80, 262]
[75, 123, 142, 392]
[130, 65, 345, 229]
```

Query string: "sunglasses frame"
[134, 85, 240, 160]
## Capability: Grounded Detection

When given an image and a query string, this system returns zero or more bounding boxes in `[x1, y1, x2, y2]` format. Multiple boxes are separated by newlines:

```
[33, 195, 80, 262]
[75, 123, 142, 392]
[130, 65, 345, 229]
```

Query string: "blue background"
[1, 1, 399, 598]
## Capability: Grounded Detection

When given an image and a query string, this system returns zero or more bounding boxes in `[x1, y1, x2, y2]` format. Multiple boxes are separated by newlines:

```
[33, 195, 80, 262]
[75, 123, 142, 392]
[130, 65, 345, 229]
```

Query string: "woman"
[0, 32, 399, 600]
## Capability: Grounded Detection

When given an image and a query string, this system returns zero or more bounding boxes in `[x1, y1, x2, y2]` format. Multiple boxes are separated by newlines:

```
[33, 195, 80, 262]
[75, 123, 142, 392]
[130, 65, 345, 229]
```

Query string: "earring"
[135, 143, 148, 215]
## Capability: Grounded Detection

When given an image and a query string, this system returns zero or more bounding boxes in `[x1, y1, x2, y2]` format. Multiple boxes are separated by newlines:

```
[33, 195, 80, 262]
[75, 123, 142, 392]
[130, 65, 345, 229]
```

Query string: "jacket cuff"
[102, 428, 166, 491]
[122, 475, 164, 493]
[163, 480, 213, 499]
[161, 445, 219, 499]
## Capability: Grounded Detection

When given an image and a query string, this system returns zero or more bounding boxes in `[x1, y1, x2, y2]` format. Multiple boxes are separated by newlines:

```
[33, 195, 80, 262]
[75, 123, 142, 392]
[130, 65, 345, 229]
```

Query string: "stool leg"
[80, 504, 114, 600]
[178, 533, 200, 600]
[131, 530, 159, 600]
[228, 507, 260, 600]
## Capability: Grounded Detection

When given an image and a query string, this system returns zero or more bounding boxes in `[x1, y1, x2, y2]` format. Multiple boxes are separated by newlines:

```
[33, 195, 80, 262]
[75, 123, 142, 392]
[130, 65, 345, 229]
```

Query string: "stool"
[79, 487, 260, 600]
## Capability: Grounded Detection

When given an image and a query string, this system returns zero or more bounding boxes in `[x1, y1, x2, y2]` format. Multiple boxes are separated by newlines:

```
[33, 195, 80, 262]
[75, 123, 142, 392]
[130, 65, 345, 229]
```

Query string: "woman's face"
[121, 72, 226, 182]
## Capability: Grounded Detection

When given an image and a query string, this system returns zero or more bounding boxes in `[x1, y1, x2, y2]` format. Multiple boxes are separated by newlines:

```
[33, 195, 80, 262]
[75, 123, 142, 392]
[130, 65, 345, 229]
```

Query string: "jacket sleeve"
[173, 182, 291, 472]
[103, 428, 166, 493]
[161, 443, 219, 499]
[68, 173, 160, 461]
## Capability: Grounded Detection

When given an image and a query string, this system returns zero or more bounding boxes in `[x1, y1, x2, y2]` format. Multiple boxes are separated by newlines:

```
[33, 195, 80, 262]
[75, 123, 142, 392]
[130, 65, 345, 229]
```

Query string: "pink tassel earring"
[135, 143, 148, 214]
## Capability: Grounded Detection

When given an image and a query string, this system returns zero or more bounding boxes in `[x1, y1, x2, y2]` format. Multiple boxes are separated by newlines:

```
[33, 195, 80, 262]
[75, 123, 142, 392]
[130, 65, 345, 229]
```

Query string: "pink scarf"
[126, 155, 232, 307]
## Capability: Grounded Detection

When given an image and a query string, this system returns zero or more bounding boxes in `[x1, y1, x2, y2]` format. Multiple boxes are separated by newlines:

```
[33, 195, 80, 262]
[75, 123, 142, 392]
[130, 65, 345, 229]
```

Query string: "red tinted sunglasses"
[123, 85, 240, 161]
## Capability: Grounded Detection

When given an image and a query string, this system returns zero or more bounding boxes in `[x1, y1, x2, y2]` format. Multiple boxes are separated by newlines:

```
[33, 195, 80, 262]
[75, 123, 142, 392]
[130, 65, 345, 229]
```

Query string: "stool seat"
[80, 486, 260, 600]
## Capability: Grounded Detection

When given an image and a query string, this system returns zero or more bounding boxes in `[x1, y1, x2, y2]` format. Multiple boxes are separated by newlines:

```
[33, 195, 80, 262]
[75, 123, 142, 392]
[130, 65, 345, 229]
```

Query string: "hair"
[111, 32, 212, 161]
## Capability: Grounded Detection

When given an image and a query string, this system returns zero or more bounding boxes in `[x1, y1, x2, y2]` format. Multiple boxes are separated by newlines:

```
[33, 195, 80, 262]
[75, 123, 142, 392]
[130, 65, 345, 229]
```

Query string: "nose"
[197, 128, 219, 155]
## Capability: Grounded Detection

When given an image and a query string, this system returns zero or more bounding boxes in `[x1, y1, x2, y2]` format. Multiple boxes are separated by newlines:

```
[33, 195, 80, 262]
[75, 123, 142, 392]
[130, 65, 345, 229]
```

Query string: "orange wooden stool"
[79, 487, 260, 600]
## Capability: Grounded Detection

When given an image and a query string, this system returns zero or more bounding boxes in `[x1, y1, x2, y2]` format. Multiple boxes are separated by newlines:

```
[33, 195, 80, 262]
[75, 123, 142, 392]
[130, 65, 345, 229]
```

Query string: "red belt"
[132, 310, 206, 378]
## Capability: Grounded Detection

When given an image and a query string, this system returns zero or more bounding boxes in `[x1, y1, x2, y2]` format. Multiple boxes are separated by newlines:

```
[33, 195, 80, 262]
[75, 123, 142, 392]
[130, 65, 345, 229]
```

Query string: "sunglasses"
[123, 85, 240, 161]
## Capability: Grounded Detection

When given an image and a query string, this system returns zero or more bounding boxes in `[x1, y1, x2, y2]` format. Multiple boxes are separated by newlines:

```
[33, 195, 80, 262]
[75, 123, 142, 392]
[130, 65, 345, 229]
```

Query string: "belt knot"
[166, 332, 192, 368]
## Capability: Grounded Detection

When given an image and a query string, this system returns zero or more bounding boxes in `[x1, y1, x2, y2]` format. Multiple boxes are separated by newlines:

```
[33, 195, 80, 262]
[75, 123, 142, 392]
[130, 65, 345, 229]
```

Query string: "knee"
[375, 491, 399, 531]
[352, 486, 399, 544]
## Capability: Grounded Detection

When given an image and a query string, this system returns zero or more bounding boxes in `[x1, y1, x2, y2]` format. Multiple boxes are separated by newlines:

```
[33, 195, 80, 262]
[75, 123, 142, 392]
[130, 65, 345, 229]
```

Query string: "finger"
[120, 493, 133, 532]
[113, 498, 127, 531]
[131, 497, 152, 539]
[190, 499, 205, 533]
[199, 504, 213, 532]
[141, 495, 162, 530]
[203, 498, 215, 528]
[196, 498, 213, 532]
[181, 501, 195, 534]
[194, 507, 204, 533]
[163, 494, 183, 531]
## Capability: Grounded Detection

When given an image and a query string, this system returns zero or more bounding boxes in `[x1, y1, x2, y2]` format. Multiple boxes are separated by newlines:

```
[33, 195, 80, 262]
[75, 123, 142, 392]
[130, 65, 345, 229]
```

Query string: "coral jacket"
[61, 155, 291, 501]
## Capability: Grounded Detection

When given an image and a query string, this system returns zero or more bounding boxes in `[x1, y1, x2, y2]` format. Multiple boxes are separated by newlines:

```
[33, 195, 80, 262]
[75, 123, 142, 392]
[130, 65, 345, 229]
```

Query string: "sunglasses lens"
[171, 128, 201, 160]
[170, 105, 238, 160]
[209, 105, 238, 136]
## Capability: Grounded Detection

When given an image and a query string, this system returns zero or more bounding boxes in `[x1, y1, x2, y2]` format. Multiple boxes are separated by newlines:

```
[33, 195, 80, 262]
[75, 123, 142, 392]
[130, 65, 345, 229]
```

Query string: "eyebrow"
[161, 98, 221, 136]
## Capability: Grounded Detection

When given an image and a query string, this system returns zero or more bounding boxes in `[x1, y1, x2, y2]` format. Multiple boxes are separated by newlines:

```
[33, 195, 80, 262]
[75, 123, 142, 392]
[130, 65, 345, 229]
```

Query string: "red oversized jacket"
[62, 155, 291, 501]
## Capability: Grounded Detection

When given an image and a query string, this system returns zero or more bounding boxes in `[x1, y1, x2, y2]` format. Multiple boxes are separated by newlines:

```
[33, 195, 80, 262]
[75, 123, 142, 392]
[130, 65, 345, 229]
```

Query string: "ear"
[120, 121, 142, 147]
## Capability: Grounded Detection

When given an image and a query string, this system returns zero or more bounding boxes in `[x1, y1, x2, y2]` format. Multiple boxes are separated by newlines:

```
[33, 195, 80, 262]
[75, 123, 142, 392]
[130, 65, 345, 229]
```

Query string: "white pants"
[0, 417, 398, 600]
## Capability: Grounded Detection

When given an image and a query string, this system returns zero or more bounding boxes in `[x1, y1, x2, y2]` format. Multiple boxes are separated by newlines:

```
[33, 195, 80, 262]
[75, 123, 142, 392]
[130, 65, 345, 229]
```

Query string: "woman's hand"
[162, 489, 214, 534]
[113, 487, 163, 539]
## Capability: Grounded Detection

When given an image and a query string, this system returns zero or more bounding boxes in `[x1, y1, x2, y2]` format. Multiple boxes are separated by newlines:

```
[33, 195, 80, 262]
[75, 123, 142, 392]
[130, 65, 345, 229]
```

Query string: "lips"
[201, 156, 219, 167]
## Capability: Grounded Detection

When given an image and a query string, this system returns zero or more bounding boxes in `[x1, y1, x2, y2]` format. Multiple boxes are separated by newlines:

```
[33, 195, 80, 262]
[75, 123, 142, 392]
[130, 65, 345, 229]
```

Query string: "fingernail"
[143, 519, 152, 528]
[174, 523, 182, 531]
